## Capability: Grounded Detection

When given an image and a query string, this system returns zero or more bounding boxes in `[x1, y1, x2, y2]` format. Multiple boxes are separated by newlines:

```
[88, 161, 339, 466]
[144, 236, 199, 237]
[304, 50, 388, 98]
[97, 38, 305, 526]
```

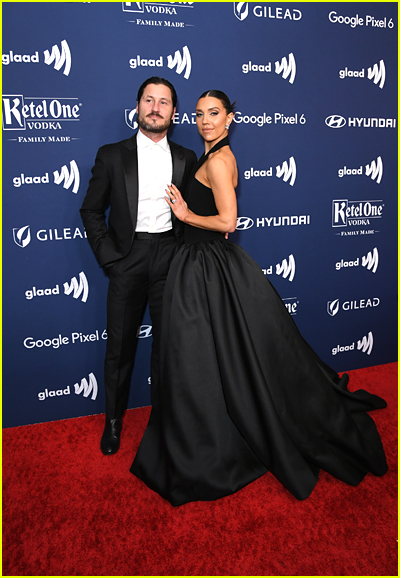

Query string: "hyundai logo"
[325, 115, 347, 128]
[236, 217, 254, 230]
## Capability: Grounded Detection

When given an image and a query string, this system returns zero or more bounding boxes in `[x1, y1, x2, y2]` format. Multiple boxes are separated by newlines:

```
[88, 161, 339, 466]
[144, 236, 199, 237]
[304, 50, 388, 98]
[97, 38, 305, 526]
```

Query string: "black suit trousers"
[104, 235, 179, 419]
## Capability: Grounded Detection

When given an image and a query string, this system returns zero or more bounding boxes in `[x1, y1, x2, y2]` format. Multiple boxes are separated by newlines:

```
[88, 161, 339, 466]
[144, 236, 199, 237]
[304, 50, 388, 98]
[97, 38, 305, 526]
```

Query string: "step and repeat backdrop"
[3, 2, 397, 427]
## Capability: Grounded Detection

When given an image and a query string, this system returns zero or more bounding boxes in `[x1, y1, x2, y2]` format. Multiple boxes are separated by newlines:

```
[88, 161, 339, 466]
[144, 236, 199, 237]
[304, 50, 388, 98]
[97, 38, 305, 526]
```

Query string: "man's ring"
[171, 199, 177, 204]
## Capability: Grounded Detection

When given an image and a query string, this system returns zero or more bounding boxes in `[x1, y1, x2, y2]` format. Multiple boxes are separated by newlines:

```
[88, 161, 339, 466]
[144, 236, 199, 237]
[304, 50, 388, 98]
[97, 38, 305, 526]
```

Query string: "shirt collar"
[137, 129, 169, 152]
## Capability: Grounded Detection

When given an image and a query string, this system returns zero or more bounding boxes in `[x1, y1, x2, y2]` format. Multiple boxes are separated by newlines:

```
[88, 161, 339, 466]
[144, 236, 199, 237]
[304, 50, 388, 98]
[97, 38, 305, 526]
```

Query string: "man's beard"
[137, 114, 172, 134]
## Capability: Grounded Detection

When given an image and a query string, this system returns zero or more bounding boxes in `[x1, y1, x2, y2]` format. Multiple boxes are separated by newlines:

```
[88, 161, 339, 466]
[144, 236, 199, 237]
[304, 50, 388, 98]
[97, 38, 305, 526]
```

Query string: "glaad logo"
[242, 53, 296, 84]
[53, 160, 80, 193]
[362, 247, 379, 273]
[365, 157, 383, 183]
[234, 2, 249, 21]
[339, 60, 386, 88]
[13, 225, 87, 247]
[38, 372, 98, 401]
[138, 325, 152, 338]
[357, 332, 374, 355]
[262, 255, 296, 282]
[125, 109, 138, 130]
[129, 46, 191, 79]
[339, 60, 385, 89]
[13, 225, 31, 248]
[275, 53, 296, 84]
[325, 114, 396, 129]
[332, 332, 374, 356]
[64, 272, 89, 302]
[335, 247, 379, 273]
[327, 297, 380, 316]
[43, 40, 72, 76]
[276, 255, 296, 282]
[74, 373, 98, 401]
[167, 46, 191, 79]
[25, 272, 89, 302]
[3, 40, 71, 76]
[236, 217, 254, 230]
[368, 60, 386, 89]
[332, 199, 384, 228]
[276, 156, 296, 186]
[12, 160, 80, 193]
[244, 156, 296, 186]
[338, 156, 383, 184]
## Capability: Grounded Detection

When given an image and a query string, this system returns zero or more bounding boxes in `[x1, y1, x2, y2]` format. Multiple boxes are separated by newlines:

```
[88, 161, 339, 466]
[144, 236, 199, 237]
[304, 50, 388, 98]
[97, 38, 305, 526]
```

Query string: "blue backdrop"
[2, 2, 397, 428]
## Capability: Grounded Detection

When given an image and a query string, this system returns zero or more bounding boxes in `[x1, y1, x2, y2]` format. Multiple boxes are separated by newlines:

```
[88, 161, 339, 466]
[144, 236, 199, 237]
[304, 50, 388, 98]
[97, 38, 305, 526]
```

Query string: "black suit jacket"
[80, 134, 197, 267]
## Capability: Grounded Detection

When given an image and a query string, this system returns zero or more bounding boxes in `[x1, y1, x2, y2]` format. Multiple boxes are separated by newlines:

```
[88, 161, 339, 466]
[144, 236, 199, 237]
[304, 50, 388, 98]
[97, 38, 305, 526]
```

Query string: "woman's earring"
[225, 124, 230, 130]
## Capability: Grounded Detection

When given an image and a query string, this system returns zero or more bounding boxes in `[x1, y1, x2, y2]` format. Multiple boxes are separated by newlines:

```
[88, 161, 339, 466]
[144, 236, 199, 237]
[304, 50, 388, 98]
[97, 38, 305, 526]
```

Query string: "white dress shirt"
[136, 129, 173, 233]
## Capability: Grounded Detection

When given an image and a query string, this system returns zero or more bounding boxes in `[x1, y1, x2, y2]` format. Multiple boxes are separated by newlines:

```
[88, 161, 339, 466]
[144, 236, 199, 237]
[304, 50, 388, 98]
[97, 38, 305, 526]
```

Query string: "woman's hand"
[165, 183, 190, 222]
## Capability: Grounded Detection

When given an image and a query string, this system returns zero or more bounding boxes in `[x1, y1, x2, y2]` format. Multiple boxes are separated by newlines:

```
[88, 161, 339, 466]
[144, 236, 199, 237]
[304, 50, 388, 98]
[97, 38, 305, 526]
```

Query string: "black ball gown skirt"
[130, 138, 387, 506]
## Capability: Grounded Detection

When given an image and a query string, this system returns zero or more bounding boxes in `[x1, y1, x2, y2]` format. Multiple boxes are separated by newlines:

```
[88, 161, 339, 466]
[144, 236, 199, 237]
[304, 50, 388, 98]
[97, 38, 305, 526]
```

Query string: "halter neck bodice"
[183, 136, 230, 245]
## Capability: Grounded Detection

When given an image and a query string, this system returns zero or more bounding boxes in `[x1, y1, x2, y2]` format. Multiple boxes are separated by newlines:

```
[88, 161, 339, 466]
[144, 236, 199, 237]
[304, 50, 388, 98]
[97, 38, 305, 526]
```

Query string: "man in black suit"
[80, 77, 196, 455]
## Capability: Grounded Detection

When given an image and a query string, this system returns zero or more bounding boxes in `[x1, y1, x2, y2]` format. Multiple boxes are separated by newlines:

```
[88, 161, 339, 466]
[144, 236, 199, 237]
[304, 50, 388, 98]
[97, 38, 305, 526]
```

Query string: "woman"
[130, 91, 387, 507]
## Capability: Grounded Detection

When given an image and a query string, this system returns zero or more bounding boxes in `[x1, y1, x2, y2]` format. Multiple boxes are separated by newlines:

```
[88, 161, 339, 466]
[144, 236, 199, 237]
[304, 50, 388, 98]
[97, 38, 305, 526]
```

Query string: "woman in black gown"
[130, 90, 388, 507]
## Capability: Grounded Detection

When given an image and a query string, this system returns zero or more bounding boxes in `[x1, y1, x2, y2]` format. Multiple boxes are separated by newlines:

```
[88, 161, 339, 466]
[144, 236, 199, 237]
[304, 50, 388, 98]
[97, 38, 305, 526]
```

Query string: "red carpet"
[2, 363, 397, 576]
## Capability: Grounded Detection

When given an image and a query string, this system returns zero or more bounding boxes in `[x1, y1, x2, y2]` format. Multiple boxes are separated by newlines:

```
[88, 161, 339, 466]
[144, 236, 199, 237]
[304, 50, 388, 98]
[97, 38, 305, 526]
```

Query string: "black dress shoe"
[100, 418, 122, 455]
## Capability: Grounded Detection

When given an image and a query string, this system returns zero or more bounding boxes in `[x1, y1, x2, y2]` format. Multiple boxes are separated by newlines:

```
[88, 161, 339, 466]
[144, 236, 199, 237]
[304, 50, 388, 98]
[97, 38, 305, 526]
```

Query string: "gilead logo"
[327, 297, 380, 316]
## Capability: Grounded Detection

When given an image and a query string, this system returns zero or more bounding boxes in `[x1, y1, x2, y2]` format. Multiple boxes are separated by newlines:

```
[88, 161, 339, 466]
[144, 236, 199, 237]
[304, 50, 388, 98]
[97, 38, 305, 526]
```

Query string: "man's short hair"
[137, 77, 177, 108]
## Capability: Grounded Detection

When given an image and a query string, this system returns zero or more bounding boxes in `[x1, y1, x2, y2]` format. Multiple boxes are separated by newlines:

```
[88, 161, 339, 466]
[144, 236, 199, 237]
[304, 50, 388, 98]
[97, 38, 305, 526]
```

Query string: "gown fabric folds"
[130, 137, 387, 507]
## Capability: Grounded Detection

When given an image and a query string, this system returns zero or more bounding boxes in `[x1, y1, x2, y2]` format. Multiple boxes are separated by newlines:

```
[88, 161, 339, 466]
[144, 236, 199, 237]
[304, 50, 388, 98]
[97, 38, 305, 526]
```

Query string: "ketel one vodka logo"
[2, 96, 81, 130]
[38, 373, 98, 402]
[123, 2, 194, 14]
[13, 160, 80, 194]
[332, 199, 384, 227]
[2, 40, 72, 76]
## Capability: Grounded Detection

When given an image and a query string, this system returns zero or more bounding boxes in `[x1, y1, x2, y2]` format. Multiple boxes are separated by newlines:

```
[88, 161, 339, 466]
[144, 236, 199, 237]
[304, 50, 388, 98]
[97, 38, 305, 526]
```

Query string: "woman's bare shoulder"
[207, 147, 237, 172]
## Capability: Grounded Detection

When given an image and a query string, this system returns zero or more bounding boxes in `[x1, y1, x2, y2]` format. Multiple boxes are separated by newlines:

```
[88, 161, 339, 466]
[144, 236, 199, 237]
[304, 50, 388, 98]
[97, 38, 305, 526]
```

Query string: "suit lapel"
[121, 134, 139, 227]
[170, 140, 185, 188]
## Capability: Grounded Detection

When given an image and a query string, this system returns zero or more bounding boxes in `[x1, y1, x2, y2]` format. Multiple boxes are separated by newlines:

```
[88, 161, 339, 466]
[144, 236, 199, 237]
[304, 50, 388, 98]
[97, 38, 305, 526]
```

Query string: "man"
[80, 77, 197, 455]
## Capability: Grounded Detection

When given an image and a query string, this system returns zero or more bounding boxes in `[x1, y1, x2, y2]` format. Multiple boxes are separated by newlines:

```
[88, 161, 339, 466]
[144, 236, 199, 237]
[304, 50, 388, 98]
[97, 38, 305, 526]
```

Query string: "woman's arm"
[166, 154, 237, 233]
